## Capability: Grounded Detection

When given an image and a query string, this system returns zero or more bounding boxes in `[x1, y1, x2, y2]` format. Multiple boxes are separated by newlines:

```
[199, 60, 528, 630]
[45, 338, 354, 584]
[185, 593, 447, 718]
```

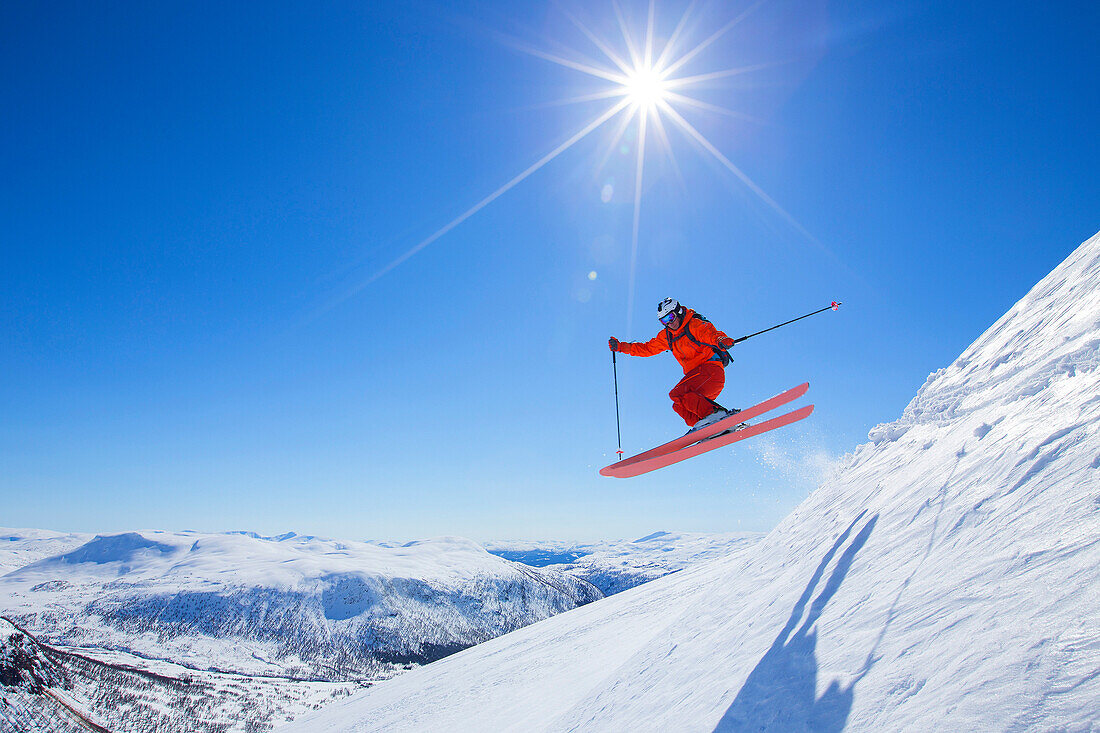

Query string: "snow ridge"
[869, 234, 1100, 444]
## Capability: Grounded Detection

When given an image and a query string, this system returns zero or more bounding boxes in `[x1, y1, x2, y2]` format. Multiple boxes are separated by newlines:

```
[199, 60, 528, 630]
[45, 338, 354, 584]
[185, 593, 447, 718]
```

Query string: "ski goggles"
[659, 311, 677, 326]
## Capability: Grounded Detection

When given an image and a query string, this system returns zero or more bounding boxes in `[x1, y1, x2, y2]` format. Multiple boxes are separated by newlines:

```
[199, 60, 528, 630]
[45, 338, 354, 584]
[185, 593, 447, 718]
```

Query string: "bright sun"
[623, 66, 667, 108]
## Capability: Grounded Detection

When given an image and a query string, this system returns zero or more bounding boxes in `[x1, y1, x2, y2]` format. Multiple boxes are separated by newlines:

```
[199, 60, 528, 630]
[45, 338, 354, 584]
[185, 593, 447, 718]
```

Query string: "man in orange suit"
[610, 298, 738, 429]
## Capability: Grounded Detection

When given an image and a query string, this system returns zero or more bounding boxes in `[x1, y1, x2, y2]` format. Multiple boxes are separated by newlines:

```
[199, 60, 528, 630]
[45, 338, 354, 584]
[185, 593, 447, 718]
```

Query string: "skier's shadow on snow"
[714, 510, 879, 733]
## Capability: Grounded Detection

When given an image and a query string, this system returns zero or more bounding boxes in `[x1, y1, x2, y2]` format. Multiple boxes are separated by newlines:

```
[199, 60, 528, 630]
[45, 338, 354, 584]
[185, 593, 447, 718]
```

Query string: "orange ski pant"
[669, 360, 725, 426]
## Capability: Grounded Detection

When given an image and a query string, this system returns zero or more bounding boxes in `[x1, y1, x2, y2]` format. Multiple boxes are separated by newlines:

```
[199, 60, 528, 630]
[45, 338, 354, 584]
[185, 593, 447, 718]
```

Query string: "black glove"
[609, 337, 620, 352]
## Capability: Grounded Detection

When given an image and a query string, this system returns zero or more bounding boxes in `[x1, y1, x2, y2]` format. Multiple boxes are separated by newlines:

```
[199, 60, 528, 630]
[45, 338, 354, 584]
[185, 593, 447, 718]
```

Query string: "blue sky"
[2, 0, 1097, 541]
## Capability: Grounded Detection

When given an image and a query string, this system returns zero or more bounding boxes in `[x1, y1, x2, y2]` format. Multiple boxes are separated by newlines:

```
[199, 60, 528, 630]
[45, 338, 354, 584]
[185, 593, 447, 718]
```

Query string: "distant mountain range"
[0, 530, 602, 682]
[0, 525, 756, 731]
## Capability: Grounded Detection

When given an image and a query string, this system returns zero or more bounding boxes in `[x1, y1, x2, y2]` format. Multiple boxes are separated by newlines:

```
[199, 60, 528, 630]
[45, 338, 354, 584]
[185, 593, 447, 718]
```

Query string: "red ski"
[602, 404, 814, 478]
[600, 382, 810, 477]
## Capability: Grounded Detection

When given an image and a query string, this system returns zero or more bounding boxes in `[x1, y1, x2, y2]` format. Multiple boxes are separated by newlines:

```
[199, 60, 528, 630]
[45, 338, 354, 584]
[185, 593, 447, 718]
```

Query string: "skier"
[609, 298, 739, 430]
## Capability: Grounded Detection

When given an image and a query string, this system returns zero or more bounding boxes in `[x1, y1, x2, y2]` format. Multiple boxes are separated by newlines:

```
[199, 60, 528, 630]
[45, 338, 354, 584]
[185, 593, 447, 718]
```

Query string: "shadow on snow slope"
[716, 511, 879, 733]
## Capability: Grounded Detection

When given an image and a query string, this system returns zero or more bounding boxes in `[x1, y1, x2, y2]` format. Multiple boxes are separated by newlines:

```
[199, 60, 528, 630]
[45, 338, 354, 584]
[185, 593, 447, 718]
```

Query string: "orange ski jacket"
[618, 309, 735, 375]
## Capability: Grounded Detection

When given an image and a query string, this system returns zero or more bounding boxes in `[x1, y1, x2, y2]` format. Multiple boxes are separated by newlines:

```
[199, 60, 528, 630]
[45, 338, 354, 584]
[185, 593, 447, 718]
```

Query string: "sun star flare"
[350, 2, 814, 335]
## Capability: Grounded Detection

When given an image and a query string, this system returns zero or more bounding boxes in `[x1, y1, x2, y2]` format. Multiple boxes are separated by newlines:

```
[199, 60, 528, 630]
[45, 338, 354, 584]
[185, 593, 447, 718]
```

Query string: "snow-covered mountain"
[487, 531, 763, 594]
[286, 230, 1100, 731]
[0, 531, 601, 682]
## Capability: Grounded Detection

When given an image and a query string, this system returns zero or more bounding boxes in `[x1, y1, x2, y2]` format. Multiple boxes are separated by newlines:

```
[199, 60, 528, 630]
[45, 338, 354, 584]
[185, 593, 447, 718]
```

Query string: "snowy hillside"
[286, 231, 1100, 731]
[0, 531, 601, 682]
[487, 531, 763, 594]
[0, 616, 360, 732]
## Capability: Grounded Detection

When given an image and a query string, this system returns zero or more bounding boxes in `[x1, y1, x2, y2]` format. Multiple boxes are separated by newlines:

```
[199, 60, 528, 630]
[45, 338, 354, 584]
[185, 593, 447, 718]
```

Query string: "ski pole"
[733, 301, 842, 344]
[612, 350, 624, 460]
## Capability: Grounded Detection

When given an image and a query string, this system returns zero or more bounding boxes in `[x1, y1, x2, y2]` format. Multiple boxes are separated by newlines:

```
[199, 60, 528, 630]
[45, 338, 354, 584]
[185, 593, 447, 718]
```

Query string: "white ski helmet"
[657, 297, 682, 323]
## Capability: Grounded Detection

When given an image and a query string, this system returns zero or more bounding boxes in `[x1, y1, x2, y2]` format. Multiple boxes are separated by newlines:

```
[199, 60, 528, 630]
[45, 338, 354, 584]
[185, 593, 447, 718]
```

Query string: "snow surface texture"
[286, 231, 1100, 731]
[486, 531, 762, 595]
[0, 532, 601, 681]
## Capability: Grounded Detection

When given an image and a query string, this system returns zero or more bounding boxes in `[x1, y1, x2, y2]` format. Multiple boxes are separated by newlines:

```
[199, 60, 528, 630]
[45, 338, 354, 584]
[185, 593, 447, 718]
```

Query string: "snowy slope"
[0, 617, 360, 733]
[0, 531, 601, 681]
[286, 231, 1100, 731]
